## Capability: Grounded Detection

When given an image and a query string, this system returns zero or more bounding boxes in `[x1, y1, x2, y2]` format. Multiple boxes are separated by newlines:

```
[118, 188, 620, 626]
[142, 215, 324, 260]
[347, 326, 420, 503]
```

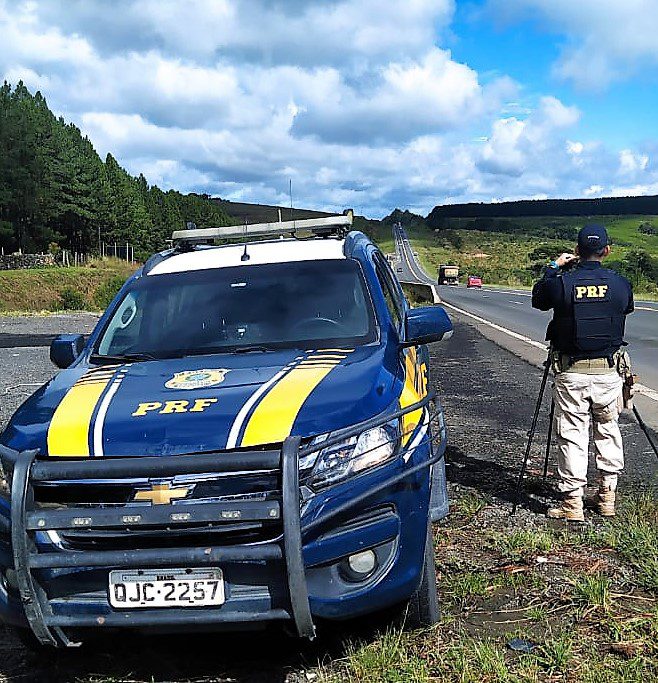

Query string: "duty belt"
[552, 352, 619, 375]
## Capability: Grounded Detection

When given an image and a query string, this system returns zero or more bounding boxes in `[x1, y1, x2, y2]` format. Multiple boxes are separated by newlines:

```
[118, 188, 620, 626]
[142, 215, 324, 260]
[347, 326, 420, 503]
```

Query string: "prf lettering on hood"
[132, 398, 218, 417]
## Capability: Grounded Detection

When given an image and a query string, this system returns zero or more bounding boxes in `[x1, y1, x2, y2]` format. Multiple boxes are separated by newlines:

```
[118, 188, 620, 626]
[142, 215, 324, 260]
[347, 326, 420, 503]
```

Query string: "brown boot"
[547, 495, 584, 522]
[596, 488, 616, 516]
[593, 475, 617, 517]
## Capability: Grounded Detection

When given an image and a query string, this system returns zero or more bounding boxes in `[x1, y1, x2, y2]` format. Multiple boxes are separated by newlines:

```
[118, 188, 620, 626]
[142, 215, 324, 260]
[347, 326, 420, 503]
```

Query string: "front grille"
[59, 519, 281, 550]
[33, 452, 283, 551]
[35, 471, 279, 506]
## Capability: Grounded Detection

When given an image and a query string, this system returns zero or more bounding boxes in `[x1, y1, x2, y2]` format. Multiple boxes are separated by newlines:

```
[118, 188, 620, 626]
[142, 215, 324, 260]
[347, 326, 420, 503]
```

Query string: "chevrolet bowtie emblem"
[133, 483, 193, 505]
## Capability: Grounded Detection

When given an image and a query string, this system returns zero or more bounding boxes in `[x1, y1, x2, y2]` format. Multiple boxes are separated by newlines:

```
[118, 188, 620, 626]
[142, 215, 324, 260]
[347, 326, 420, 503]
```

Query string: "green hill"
[393, 215, 658, 295]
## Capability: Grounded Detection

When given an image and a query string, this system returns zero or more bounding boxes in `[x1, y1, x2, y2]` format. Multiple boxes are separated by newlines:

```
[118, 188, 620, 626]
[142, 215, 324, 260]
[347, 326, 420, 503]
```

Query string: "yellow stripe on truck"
[47, 375, 112, 457]
[240, 351, 351, 447]
[399, 347, 426, 445]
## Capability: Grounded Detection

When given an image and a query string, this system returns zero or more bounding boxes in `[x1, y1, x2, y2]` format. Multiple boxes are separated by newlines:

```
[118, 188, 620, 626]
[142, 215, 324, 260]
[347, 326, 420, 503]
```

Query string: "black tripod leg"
[543, 398, 555, 482]
[511, 356, 551, 515]
[633, 405, 658, 459]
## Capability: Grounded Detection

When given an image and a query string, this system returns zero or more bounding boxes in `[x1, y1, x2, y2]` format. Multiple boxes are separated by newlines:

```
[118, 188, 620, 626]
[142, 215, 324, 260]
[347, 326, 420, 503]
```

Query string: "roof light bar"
[172, 210, 353, 243]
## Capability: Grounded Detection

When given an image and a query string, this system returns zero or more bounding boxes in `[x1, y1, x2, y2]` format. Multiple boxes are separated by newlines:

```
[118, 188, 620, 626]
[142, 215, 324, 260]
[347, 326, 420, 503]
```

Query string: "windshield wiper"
[169, 346, 277, 359]
[232, 345, 277, 354]
[90, 352, 157, 364]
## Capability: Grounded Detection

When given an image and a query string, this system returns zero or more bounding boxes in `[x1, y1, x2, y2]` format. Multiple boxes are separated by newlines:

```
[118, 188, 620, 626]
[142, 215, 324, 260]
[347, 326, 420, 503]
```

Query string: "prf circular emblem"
[165, 369, 229, 390]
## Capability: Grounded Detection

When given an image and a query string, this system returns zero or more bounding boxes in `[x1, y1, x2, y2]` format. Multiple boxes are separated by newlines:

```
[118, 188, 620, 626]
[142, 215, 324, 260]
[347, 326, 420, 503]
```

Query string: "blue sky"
[451, 1, 658, 149]
[1, 0, 657, 217]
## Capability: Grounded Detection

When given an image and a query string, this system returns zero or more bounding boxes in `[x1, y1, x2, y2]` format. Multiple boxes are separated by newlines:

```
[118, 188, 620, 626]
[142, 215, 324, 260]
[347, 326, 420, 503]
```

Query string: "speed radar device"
[0, 213, 453, 648]
[438, 264, 459, 285]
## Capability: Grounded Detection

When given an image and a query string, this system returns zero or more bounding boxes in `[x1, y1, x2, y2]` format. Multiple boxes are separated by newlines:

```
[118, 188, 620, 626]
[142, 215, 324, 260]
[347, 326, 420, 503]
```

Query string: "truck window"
[95, 260, 377, 358]
[373, 253, 403, 331]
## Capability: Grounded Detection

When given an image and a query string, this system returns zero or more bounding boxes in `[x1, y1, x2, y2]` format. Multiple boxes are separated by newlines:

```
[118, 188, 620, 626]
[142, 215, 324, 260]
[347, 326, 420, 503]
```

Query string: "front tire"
[401, 522, 440, 630]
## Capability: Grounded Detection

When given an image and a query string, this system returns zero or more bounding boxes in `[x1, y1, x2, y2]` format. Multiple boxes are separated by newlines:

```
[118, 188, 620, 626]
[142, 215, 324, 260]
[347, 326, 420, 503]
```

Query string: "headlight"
[306, 420, 400, 489]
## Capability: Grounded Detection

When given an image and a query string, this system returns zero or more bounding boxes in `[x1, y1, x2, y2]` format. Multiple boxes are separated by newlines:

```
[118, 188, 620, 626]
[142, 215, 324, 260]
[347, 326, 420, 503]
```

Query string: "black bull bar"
[0, 393, 443, 647]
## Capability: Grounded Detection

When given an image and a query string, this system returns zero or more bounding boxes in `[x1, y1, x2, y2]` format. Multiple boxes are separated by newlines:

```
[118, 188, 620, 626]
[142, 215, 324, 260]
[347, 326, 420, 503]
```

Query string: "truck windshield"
[95, 259, 376, 359]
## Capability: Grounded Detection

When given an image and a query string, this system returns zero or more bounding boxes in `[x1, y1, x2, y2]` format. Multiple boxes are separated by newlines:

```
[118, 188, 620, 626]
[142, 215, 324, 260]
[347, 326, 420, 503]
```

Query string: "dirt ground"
[0, 315, 656, 682]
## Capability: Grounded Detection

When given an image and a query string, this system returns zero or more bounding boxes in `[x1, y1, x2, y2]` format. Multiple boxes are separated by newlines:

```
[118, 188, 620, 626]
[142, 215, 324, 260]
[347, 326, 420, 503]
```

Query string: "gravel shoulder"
[0, 314, 99, 433]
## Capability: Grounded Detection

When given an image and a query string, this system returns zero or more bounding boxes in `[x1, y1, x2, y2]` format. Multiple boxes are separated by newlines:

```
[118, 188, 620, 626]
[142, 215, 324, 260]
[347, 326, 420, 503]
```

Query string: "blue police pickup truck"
[0, 213, 452, 648]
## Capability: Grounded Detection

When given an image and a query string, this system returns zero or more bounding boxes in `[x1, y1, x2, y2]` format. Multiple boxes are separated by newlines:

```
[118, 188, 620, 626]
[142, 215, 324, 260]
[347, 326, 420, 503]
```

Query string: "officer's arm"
[531, 266, 560, 311]
[625, 284, 635, 315]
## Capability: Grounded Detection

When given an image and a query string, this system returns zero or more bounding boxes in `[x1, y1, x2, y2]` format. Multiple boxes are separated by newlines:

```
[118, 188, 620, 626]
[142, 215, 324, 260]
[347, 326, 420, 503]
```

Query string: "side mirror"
[50, 334, 85, 369]
[403, 306, 453, 346]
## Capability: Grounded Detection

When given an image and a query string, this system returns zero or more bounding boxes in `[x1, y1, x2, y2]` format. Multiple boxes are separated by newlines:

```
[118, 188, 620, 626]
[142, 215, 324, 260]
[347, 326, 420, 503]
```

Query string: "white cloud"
[584, 184, 604, 196]
[480, 117, 526, 176]
[1, 0, 658, 215]
[534, 96, 580, 129]
[619, 149, 649, 175]
[478, 97, 581, 177]
[489, 0, 658, 90]
[37, 0, 455, 67]
[608, 182, 658, 197]
[291, 49, 517, 143]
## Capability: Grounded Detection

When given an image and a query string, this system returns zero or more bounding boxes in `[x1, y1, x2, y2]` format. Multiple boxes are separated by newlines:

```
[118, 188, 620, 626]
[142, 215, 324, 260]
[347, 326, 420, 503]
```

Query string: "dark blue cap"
[578, 224, 609, 254]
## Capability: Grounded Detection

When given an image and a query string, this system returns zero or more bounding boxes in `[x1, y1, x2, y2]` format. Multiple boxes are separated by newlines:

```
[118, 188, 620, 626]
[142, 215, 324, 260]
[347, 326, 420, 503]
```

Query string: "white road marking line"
[483, 288, 532, 297]
[638, 384, 658, 401]
[636, 306, 658, 312]
[440, 300, 548, 350]
[394, 235, 658, 402]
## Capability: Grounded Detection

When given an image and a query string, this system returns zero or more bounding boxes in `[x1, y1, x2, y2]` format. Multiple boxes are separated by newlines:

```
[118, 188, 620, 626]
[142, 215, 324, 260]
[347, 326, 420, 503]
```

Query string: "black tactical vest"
[549, 266, 628, 359]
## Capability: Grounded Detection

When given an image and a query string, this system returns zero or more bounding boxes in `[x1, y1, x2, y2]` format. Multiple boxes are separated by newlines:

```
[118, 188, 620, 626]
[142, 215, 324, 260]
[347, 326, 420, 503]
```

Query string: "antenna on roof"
[289, 179, 295, 232]
[241, 218, 250, 261]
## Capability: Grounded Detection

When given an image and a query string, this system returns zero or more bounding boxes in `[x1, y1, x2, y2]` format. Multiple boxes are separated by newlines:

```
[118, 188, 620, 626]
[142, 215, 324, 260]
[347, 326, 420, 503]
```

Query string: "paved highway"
[393, 225, 658, 396]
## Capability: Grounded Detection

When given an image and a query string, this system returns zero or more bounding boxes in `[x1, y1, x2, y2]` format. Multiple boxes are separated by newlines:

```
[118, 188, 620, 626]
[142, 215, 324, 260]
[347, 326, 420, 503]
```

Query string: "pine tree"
[0, 81, 231, 256]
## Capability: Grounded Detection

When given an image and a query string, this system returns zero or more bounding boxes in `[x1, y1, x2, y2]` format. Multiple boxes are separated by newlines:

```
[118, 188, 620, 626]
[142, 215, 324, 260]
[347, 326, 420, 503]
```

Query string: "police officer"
[532, 224, 634, 521]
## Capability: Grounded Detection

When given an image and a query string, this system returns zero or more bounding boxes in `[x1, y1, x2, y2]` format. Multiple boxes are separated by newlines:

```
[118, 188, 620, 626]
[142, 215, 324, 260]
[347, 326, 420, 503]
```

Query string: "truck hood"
[2, 347, 399, 457]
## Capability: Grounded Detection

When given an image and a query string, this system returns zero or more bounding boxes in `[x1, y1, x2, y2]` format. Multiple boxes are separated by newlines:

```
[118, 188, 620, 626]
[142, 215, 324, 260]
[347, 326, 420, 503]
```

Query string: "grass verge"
[0, 258, 136, 312]
[312, 491, 658, 683]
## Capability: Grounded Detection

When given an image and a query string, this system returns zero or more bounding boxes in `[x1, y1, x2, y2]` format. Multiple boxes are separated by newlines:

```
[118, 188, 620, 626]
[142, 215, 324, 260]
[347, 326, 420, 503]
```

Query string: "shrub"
[93, 275, 127, 309]
[59, 287, 85, 310]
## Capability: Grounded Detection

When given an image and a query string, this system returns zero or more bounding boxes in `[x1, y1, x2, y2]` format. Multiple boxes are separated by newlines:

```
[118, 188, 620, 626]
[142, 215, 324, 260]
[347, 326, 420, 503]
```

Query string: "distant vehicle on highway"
[438, 264, 459, 286]
[0, 212, 453, 649]
[396, 265, 403, 272]
[467, 275, 482, 289]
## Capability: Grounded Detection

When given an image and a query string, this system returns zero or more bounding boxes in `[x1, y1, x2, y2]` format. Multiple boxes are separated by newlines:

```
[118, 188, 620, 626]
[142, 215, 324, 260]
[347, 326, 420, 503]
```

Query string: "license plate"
[109, 568, 225, 609]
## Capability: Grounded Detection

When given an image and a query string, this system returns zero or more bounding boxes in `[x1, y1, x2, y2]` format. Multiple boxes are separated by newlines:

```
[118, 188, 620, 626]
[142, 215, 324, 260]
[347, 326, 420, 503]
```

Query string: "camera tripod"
[511, 349, 553, 515]
[512, 349, 658, 515]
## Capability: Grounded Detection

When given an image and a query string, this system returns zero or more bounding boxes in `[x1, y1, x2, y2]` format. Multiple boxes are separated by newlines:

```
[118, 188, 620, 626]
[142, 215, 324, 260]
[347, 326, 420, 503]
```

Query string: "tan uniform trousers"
[553, 363, 624, 498]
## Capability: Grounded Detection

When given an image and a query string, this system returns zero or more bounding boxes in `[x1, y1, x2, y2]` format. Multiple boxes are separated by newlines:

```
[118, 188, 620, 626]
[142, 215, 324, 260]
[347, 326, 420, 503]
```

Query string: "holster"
[615, 350, 637, 411]
[550, 350, 564, 375]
